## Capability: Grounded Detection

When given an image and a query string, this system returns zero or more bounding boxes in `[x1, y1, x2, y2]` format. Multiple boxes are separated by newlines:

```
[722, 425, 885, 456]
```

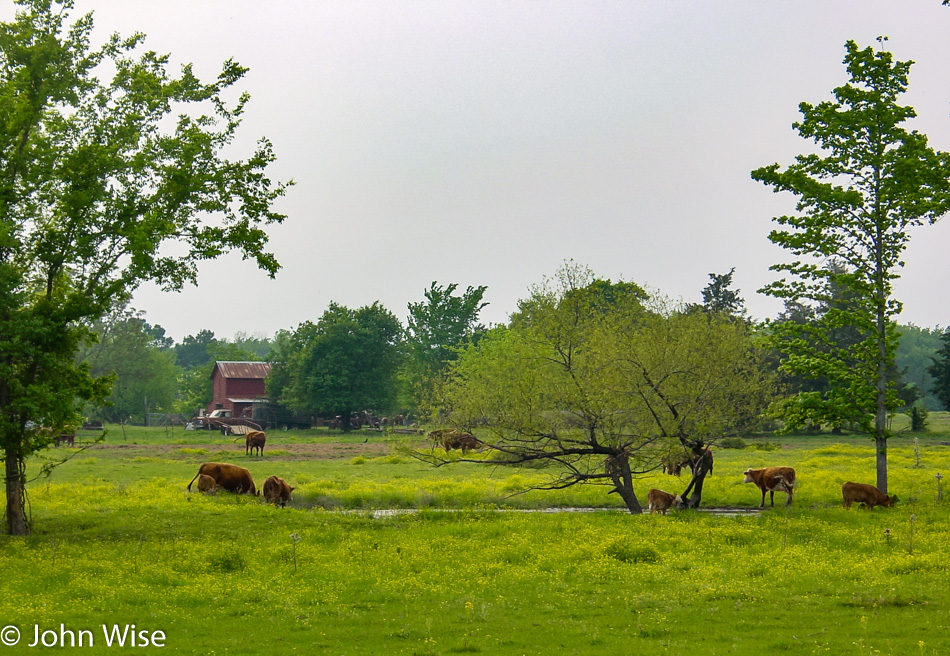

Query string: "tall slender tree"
[752, 39, 950, 492]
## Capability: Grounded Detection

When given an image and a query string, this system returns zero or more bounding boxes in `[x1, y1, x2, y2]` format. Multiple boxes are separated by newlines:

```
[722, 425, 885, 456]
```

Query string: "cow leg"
[785, 490, 793, 506]
[769, 490, 775, 507]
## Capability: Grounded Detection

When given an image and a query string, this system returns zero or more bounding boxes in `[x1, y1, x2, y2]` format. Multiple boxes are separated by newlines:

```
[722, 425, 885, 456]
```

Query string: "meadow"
[2, 418, 950, 655]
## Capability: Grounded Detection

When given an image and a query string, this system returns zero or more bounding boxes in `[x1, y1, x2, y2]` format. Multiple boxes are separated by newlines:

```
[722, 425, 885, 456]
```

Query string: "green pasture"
[2, 420, 950, 654]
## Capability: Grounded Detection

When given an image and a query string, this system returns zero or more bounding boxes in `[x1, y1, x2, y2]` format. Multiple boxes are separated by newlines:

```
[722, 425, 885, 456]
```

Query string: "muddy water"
[345, 507, 761, 519]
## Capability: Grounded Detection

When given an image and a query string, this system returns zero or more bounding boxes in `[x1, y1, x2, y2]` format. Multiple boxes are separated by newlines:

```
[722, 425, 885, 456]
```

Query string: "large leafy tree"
[0, 0, 290, 534]
[270, 303, 403, 428]
[752, 39, 950, 493]
[437, 263, 773, 513]
[404, 282, 487, 418]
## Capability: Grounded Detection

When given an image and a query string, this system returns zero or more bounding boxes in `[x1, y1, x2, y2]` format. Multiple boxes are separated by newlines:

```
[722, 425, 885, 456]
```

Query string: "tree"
[404, 282, 487, 418]
[270, 303, 403, 428]
[175, 330, 218, 369]
[434, 263, 773, 513]
[0, 1, 290, 534]
[928, 329, 950, 411]
[752, 39, 950, 493]
[697, 268, 746, 316]
[79, 308, 178, 423]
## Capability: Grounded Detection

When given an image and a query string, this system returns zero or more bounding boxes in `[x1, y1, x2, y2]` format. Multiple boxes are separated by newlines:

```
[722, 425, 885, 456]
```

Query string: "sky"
[11, 1, 950, 341]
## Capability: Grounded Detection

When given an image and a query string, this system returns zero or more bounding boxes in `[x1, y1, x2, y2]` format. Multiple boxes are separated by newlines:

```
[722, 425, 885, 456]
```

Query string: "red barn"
[207, 361, 273, 417]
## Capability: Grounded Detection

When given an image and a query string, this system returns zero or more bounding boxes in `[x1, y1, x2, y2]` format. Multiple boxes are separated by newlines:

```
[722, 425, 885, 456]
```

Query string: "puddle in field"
[345, 507, 761, 519]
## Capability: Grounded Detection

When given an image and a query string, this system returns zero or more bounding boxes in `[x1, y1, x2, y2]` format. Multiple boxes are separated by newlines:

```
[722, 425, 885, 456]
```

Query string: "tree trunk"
[606, 452, 642, 514]
[682, 448, 714, 509]
[4, 448, 29, 536]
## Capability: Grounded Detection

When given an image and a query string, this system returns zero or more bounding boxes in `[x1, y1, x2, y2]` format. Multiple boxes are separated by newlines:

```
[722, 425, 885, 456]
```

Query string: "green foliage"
[442, 262, 775, 512]
[906, 403, 928, 432]
[896, 324, 943, 410]
[0, 0, 290, 533]
[927, 329, 950, 411]
[268, 302, 402, 423]
[719, 437, 747, 449]
[404, 281, 488, 418]
[752, 39, 950, 492]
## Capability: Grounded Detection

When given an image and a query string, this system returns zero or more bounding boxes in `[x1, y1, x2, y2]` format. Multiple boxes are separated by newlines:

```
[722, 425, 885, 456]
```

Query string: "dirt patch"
[82, 440, 415, 460]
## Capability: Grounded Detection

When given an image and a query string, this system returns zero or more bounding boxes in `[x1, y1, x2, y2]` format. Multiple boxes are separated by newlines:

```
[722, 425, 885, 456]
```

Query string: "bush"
[907, 404, 929, 432]
[719, 437, 747, 450]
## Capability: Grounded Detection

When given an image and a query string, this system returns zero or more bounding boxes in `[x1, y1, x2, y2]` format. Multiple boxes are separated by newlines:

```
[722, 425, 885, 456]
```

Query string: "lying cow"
[842, 482, 897, 510]
[187, 462, 257, 495]
[263, 475, 295, 507]
[743, 466, 796, 507]
[197, 474, 218, 494]
[647, 488, 683, 515]
[245, 430, 266, 456]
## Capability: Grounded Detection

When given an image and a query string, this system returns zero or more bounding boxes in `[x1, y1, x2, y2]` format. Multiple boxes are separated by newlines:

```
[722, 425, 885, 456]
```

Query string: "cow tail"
[186, 471, 201, 492]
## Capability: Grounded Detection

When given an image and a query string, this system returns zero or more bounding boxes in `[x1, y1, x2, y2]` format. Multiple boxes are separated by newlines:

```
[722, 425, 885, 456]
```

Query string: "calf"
[263, 475, 295, 507]
[197, 474, 218, 494]
[842, 482, 897, 510]
[187, 462, 257, 495]
[743, 466, 796, 507]
[647, 488, 683, 515]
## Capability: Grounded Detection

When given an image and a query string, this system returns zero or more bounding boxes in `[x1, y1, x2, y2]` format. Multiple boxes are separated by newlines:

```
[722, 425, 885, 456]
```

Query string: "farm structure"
[207, 361, 272, 417]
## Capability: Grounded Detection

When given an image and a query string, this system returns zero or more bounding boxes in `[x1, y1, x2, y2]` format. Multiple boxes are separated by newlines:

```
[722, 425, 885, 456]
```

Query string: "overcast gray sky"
[18, 1, 950, 341]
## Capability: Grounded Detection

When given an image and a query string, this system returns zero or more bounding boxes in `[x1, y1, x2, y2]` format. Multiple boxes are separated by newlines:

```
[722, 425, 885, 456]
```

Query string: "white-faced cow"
[842, 482, 897, 510]
[743, 466, 796, 507]
[647, 488, 683, 515]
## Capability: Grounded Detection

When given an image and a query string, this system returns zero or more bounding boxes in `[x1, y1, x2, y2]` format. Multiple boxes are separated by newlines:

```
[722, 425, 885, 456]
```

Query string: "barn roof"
[211, 361, 273, 380]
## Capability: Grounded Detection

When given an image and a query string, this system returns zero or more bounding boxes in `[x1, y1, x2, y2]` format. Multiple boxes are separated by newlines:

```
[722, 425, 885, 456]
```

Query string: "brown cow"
[187, 462, 257, 495]
[197, 474, 218, 494]
[743, 466, 796, 507]
[430, 429, 481, 454]
[647, 488, 683, 515]
[842, 482, 897, 510]
[263, 475, 295, 507]
[244, 430, 266, 456]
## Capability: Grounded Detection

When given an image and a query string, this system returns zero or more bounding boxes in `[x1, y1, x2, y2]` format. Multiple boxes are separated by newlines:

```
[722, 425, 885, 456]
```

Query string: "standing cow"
[647, 488, 683, 515]
[187, 463, 257, 495]
[244, 430, 266, 456]
[743, 466, 796, 507]
[842, 482, 897, 509]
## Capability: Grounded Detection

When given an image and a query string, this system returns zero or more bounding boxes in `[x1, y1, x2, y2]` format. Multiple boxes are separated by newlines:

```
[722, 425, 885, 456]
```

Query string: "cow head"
[742, 469, 755, 483]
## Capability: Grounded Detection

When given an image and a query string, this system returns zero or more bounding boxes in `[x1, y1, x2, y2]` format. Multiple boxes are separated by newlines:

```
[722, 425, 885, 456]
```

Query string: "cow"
[263, 475, 295, 507]
[429, 429, 482, 453]
[196, 474, 218, 494]
[245, 430, 266, 456]
[842, 482, 897, 510]
[393, 414, 405, 426]
[187, 462, 257, 495]
[647, 488, 683, 515]
[743, 466, 796, 507]
[662, 447, 713, 477]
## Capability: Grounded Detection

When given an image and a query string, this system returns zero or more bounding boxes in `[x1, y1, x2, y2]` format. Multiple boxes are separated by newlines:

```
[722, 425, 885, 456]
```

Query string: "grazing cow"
[245, 430, 266, 456]
[263, 475, 295, 507]
[842, 482, 897, 510]
[647, 488, 683, 515]
[187, 462, 257, 495]
[429, 429, 482, 454]
[743, 466, 796, 507]
[54, 433, 75, 447]
[393, 414, 405, 426]
[197, 474, 218, 494]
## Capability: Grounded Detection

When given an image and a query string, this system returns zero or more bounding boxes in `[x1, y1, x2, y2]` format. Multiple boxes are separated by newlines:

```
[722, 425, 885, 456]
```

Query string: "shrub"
[719, 437, 747, 449]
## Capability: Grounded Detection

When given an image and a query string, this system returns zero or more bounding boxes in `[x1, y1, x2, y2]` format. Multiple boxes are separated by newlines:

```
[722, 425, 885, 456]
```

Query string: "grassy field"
[2, 419, 950, 654]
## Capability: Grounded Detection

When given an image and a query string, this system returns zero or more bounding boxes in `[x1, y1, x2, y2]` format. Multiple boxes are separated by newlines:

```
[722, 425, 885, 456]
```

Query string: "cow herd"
[648, 465, 898, 514]
[186, 430, 898, 514]
[187, 430, 295, 507]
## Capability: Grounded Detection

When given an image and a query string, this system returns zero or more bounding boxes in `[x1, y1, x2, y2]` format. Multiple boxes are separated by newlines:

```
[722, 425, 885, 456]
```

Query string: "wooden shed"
[208, 361, 273, 417]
